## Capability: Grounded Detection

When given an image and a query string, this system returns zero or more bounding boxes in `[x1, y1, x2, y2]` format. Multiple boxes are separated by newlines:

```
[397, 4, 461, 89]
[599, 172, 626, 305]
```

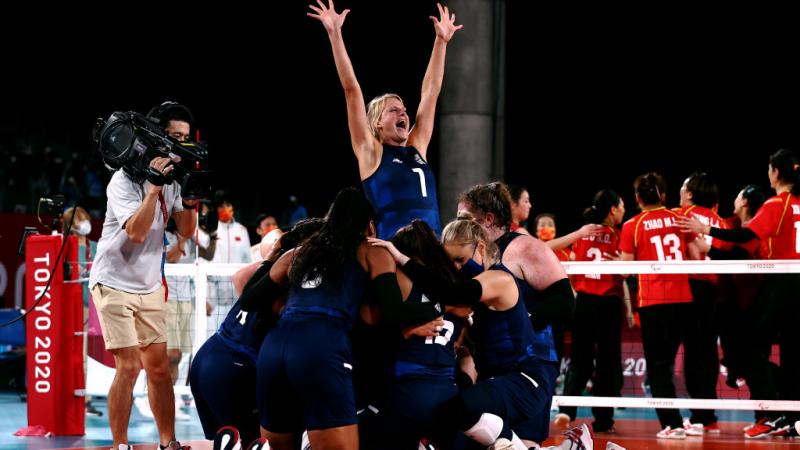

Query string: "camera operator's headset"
[146, 101, 195, 130]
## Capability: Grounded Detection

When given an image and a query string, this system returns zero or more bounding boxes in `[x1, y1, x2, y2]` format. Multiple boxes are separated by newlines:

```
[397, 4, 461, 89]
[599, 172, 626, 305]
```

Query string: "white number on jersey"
[649, 233, 683, 261]
[412, 168, 428, 198]
[585, 247, 602, 279]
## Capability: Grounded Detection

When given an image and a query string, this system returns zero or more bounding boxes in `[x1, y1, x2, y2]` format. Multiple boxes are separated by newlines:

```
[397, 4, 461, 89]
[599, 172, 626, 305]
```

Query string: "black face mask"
[458, 258, 484, 280]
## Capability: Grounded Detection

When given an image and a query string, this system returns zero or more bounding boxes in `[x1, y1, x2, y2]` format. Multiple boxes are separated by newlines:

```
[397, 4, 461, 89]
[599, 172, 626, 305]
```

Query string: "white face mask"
[75, 220, 91, 236]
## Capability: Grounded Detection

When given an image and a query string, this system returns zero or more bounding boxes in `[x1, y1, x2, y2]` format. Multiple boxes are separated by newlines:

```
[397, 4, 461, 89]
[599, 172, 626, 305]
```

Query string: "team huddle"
[88, 1, 800, 449]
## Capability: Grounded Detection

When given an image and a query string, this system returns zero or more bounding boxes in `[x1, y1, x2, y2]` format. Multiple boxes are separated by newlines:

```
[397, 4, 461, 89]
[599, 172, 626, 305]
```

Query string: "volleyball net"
[101, 259, 800, 412]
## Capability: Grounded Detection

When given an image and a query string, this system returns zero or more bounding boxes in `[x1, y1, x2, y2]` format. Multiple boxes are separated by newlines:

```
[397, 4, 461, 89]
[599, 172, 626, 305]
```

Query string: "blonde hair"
[62, 206, 90, 234]
[441, 218, 499, 265]
[366, 93, 403, 141]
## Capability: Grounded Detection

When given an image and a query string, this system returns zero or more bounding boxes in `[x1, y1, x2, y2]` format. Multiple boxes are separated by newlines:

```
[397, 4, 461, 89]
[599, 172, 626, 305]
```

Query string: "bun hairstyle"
[582, 189, 621, 224]
[634, 172, 666, 206]
[457, 182, 513, 229]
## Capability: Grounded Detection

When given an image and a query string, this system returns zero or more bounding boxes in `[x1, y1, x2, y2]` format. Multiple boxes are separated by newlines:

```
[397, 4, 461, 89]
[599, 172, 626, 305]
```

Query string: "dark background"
[2, 2, 798, 234]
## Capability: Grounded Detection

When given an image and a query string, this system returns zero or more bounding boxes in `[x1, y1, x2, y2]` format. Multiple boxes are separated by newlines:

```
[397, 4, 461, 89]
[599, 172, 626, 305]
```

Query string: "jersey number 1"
[412, 168, 428, 197]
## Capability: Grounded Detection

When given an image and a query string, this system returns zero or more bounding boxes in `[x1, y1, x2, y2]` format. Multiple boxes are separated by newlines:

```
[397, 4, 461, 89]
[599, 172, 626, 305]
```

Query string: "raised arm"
[677, 216, 759, 244]
[545, 224, 604, 251]
[308, 0, 379, 177]
[407, 3, 463, 158]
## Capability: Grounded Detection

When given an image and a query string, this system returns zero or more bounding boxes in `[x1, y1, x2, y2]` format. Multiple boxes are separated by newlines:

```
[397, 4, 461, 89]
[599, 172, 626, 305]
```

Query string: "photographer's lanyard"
[158, 192, 169, 302]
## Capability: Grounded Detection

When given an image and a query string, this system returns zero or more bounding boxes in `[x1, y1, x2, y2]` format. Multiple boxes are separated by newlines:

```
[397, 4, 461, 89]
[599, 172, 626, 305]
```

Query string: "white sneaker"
[489, 438, 515, 450]
[605, 443, 626, 450]
[656, 426, 686, 439]
[112, 445, 132, 450]
[561, 424, 593, 450]
[795, 419, 800, 435]
[682, 419, 704, 437]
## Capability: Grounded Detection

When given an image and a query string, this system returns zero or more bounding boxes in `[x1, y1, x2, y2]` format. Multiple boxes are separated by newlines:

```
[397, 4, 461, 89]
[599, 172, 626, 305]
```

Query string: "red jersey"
[572, 225, 624, 297]
[674, 205, 732, 284]
[746, 191, 800, 260]
[619, 207, 694, 308]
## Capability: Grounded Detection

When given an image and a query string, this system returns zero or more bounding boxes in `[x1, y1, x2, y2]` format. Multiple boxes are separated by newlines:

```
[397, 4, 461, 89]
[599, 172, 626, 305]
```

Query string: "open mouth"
[396, 120, 407, 130]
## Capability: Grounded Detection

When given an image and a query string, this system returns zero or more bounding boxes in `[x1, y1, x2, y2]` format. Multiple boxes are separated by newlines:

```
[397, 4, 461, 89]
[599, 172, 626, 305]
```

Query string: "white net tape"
[159, 260, 800, 411]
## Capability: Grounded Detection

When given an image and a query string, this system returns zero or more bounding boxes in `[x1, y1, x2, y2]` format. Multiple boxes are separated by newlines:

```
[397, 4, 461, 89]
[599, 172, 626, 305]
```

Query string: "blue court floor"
[0, 393, 206, 450]
[0, 391, 760, 450]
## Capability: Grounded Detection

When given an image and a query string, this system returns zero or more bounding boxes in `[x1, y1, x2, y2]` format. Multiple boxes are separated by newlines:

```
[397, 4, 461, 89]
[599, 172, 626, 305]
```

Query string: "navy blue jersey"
[363, 145, 442, 239]
[257, 258, 369, 432]
[494, 232, 559, 362]
[392, 284, 462, 380]
[283, 259, 367, 330]
[217, 300, 266, 363]
[469, 271, 540, 379]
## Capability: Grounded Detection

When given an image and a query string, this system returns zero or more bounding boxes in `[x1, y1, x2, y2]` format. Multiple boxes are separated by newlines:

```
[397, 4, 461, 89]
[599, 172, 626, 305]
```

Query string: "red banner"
[1, 213, 101, 309]
[25, 234, 85, 436]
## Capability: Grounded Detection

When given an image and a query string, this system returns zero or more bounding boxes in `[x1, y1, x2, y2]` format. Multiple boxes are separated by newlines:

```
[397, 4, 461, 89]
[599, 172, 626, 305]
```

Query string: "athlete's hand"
[579, 224, 605, 238]
[677, 216, 709, 235]
[307, 0, 349, 34]
[402, 316, 445, 339]
[431, 3, 463, 43]
[367, 237, 410, 265]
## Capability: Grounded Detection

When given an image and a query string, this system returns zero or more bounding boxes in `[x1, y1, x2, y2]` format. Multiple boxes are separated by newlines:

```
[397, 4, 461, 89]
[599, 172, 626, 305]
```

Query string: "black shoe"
[592, 424, 616, 434]
[86, 402, 103, 417]
[161, 441, 192, 450]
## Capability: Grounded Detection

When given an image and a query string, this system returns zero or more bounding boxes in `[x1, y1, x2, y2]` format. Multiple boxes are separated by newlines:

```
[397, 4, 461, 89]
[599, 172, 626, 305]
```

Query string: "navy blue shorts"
[189, 334, 260, 444]
[512, 364, 558, 442]
[360, 377, 460, 450]
[464, 363, 558, 442]
[257, 316, 356, 432]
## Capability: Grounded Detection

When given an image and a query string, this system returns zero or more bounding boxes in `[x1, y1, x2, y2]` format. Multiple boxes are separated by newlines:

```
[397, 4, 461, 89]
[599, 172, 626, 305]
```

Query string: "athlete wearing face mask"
[456, 242, 486, 280]
[533, 214, 566, 260]
[533, 213, 603, 262]
[211, 201, 251, 264]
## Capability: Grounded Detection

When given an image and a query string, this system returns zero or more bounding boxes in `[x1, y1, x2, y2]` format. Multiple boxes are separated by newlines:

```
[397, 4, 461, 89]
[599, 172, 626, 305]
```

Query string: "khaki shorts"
[91, 284, 167, 350]
[166, 300, 194, 353]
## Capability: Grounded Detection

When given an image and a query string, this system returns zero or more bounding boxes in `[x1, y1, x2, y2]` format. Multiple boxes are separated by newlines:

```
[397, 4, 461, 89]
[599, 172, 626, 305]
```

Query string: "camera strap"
[158, 192, 169, 302]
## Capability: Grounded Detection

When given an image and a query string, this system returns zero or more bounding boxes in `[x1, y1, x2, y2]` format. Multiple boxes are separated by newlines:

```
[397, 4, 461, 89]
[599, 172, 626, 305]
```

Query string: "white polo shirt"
[89, 170, 186, 294]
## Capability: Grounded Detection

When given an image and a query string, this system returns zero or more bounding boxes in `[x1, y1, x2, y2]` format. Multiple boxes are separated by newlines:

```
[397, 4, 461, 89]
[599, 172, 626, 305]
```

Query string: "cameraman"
[89, 102, 197, 450]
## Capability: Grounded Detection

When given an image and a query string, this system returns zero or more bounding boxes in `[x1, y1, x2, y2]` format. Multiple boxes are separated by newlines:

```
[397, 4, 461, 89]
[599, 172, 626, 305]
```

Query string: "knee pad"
[463, 412, 503, 446]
